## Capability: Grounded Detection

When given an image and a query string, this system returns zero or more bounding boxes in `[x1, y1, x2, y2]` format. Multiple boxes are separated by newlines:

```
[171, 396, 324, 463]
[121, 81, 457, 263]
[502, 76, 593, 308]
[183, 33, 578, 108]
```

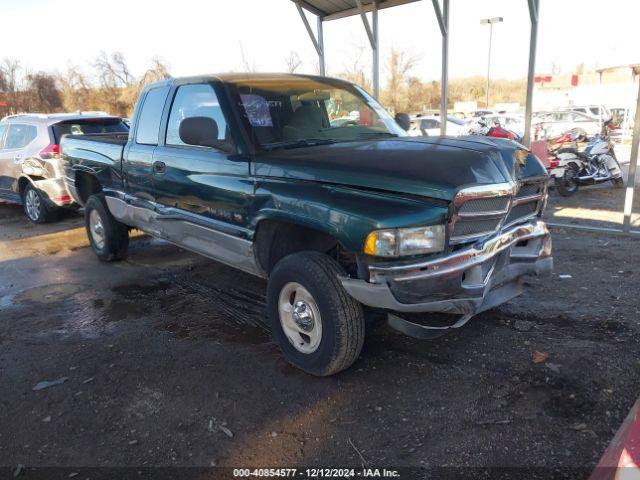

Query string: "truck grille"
[450, 181, 546, 244]
[458, 196, 510, 214]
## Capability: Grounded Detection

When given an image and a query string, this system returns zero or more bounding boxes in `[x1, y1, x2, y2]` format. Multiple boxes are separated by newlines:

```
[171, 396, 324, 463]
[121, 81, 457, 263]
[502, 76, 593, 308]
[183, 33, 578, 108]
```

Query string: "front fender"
[251, 179, 449, 253]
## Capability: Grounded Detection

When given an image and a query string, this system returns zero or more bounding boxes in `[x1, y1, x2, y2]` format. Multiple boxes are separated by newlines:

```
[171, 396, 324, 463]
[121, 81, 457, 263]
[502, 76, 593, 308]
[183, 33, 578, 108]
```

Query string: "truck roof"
[144, 72, 354, 90]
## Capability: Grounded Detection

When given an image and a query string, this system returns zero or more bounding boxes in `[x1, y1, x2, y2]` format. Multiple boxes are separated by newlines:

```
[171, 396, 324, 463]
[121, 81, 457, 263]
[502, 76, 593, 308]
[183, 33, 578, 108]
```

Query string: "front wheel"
[555, 166, 579, 196]
[84, 194, 129, 262]
[612, 177, 624, 188]
[267, 252, 365, 376]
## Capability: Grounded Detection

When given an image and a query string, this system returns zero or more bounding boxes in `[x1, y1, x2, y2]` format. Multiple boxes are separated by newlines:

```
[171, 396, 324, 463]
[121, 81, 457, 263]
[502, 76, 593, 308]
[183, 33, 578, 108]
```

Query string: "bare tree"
[0, 58, 21, 92]
[58, 66, 93, 112]
[23, 72, 63, 112]
[139, 57, 171, 86]
[239, 42, 257, 72]
[94, 51, 134, 88]
[0, 58, 23, 113]
[335, 41, 371, 91]
[381, 48, 419, 113]
[284, 51, 302, 73]
[93, 51, 135, 116]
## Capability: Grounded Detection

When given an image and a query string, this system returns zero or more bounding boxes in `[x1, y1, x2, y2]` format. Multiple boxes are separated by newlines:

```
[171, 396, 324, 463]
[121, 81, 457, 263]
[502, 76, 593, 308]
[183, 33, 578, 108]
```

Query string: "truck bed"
[61, 133, 130, 192]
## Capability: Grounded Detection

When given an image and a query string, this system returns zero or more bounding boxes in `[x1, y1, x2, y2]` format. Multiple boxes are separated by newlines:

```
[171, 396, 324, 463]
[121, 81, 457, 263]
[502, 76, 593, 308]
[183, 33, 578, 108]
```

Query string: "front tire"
[22, 183, 54, 223]
[267, 252, 365, 376]
[555, 165, 579, 196]
[612, 177, 624, 188]
[84, 194, 129, 262]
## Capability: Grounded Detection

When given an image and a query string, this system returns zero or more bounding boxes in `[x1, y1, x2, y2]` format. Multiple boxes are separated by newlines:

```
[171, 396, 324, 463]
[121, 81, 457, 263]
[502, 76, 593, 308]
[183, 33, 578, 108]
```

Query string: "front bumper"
[340, 219, 552, 318]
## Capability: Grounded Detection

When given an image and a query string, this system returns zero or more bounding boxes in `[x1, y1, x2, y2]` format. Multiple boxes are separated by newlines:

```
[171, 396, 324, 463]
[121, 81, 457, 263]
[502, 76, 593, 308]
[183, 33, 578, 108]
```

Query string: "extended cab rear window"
[52, 118, 129, 143]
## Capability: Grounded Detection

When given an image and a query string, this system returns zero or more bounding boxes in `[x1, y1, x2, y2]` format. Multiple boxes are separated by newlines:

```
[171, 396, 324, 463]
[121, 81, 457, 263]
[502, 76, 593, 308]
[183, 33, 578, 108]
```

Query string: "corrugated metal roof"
[293, 0, 420, 21]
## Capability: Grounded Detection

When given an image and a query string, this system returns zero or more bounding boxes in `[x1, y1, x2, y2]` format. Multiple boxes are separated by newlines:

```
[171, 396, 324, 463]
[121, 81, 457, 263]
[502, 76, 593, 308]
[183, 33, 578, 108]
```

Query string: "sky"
[1, 0, 639, 83]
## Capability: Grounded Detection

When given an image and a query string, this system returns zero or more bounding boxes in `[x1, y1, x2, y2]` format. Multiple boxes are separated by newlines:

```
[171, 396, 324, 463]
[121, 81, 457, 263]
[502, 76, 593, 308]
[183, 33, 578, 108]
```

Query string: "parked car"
[535, 110, 602, 139]
[562, 105, 611, 121]
[0, 113, 129, 222]
[408, 115, 468, 136]
[61, 73, 552, 376]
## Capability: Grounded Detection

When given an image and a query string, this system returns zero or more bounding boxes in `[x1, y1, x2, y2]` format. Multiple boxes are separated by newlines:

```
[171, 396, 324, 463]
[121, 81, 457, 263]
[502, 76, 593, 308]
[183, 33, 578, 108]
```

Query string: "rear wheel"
[267, 252, 365, 376]
[84, 194, 129, 262]
[555, 165, 579, 196]
[22, 183, 54, 223]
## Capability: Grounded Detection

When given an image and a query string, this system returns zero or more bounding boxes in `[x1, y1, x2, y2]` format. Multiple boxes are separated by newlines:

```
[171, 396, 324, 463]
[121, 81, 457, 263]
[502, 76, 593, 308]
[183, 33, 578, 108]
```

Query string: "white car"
[535, 110, 602, 138]
[562, 105, 611, 121]
[408, 115, 468, 136]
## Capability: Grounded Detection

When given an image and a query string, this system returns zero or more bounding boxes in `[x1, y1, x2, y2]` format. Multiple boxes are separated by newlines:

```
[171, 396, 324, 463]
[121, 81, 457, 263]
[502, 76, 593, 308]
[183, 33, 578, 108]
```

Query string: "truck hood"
[252, 136, 527, 202]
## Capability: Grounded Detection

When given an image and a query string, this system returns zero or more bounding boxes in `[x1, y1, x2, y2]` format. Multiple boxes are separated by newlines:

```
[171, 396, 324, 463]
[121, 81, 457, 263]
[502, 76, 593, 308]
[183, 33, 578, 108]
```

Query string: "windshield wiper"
[262, 139, 338, 151]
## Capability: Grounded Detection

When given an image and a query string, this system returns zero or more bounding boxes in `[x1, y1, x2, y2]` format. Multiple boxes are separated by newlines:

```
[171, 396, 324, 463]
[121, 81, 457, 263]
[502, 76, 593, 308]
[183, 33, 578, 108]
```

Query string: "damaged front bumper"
[340, 219, 552, 337]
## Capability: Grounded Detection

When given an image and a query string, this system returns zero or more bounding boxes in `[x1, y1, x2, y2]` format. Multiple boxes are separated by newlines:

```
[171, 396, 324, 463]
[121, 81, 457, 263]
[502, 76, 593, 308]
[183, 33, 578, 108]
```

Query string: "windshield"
[228, 77, 406, 150]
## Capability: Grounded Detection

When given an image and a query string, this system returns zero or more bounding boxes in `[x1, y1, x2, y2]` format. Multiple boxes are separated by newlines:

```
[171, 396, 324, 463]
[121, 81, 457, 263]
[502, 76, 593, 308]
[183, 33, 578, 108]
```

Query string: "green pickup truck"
[61, 73, 552, 376]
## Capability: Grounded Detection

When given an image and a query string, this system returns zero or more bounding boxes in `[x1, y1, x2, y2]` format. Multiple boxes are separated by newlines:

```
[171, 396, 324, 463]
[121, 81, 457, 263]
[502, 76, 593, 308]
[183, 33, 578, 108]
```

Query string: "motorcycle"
[547, 120, 623, 196]
[468, 118, 522, 142]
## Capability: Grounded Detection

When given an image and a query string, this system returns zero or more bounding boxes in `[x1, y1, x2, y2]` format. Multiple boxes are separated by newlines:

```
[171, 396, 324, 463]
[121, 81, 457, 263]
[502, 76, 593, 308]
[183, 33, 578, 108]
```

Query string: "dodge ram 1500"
[61, 73, 552, 376]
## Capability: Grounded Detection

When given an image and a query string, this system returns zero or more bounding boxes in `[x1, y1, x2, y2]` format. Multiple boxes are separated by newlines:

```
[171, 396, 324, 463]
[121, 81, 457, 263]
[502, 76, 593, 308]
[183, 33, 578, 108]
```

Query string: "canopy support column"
[317, 17, 325, 75]
[355, 0, 379, 98]
[622, 80, 640, 232]
[295, 2, 325, 75]
[523, 0, 539, 147]
[431, 0, 449, 135]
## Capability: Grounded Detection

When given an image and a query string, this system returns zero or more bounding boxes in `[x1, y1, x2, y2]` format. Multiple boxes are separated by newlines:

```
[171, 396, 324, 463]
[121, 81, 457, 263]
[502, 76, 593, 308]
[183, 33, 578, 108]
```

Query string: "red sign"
[0, 101, 7, 107]
[571, 74, 579, 86]
[534, 75, 552, 83]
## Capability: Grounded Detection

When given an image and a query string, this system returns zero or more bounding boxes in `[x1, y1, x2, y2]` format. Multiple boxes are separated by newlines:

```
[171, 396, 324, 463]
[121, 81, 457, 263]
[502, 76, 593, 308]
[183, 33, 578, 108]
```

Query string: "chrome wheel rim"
[25, 189, 41, 221]
[89, 209, 105, 250]
[278, 282, 322, 354]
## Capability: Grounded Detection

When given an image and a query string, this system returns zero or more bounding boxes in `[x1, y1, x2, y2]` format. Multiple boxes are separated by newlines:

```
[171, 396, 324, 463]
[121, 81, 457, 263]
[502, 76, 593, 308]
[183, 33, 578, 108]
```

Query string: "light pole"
[480, 16, 503, 110]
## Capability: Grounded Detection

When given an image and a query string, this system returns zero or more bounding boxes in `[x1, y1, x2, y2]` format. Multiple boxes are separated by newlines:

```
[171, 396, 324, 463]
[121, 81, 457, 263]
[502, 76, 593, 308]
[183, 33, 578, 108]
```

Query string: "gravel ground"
[0, 201, 639, 479]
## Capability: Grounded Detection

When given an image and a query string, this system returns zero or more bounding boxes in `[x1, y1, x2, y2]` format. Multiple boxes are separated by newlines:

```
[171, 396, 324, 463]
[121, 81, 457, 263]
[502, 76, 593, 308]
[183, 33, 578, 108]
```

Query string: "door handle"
[152, 160, 166, 174]
[13, 154, 23, 163]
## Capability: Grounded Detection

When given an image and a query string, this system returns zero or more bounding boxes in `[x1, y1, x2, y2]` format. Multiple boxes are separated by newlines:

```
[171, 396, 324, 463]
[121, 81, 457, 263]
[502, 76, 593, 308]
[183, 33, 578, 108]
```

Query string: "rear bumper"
[340, 219, 552, 316]
[32, 177, 74, 207]
[64, 176, 82, 206]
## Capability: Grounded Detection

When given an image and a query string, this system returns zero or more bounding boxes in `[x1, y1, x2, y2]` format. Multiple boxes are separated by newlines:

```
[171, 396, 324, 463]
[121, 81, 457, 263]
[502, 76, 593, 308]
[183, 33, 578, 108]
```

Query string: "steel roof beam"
[523, 0, 539, 147]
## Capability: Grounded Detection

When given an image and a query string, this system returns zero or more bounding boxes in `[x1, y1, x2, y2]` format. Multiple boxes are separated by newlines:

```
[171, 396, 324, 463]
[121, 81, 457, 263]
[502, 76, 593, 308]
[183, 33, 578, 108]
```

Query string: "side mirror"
[394, 112, 411, 131]
[179, 116, 225, 149]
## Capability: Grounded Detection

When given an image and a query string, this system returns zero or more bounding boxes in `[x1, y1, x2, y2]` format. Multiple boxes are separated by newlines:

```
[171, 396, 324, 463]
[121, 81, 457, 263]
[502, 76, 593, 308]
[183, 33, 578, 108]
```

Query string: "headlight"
[364, 225, 445, 257]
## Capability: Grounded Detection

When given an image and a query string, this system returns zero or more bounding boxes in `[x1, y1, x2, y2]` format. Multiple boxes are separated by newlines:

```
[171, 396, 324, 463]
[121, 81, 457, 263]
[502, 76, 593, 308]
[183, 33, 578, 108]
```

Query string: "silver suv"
[0, 113, 129, 222]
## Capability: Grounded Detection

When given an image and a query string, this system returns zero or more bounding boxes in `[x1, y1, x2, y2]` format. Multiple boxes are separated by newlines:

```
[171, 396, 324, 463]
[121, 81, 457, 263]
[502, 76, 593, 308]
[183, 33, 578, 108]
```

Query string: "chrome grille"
[458, 196, 510, 214]
[450, 181, 546, 245]
[517, 183, 542, 197]
[452, 217, 503, 238]
[505, 202, 538, 225]
[504, 181, 546, 227]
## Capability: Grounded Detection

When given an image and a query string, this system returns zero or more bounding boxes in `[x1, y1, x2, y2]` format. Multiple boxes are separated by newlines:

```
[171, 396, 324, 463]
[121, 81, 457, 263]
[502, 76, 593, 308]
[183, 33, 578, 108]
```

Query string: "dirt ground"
[1, 199, 639, 478]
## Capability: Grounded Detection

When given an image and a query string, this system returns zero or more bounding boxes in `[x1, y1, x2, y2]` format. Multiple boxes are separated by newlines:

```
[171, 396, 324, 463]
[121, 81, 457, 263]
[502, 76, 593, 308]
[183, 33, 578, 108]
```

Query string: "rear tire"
[22, 183, 54, 223]
[267, 252, 365, 376]
[84, 194, 129, 262]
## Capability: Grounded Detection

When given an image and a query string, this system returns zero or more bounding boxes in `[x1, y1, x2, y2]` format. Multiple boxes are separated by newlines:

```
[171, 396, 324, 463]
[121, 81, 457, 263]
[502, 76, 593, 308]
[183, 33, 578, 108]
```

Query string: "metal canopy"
[294, 0, 419, 21]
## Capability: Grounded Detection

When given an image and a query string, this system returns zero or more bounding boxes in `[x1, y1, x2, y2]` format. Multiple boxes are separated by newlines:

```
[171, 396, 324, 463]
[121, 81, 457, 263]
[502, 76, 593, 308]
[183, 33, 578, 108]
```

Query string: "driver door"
[151, 82, 254, 257]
